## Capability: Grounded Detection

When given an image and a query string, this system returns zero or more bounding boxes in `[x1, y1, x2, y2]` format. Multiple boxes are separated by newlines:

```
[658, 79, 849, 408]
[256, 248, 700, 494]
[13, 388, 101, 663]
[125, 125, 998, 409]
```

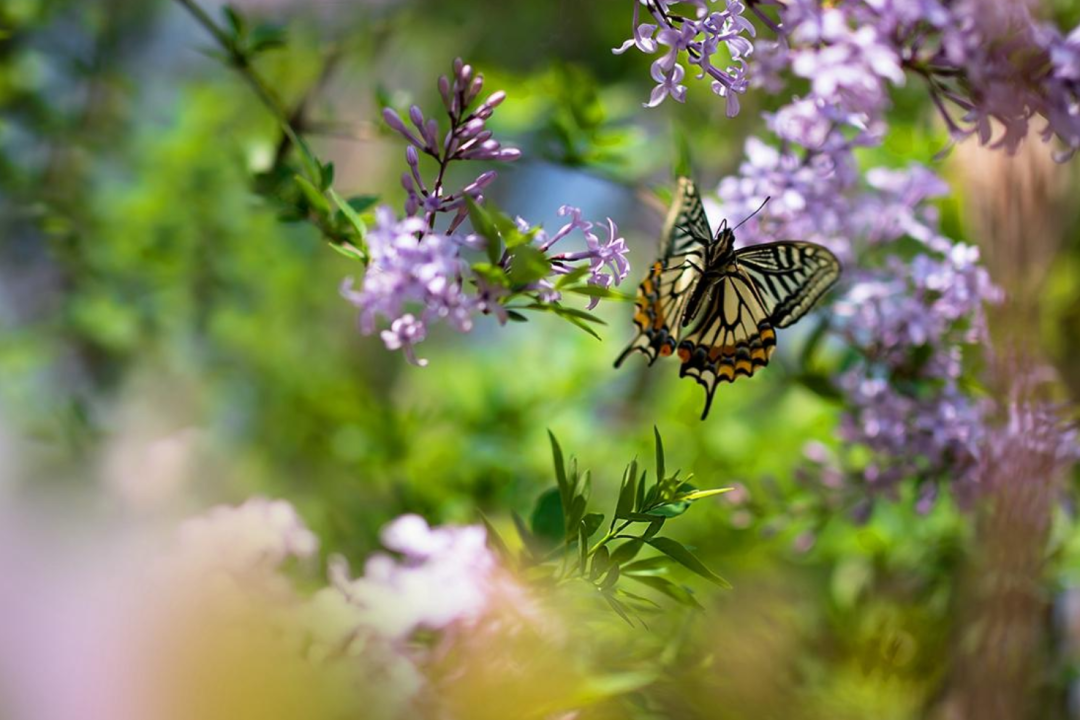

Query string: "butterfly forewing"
[734, 242, 841, 328]
[662, 177, 713, 256]
[614, 251, 702, 367]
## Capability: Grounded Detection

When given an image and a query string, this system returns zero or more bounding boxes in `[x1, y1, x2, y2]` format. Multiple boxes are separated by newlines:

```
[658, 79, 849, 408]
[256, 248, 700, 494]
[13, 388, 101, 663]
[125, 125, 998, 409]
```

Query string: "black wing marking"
[734, 241, 841, 328]
[675, 268, 776, 420]
[662, 177, 713, 257]
[614, 251, 702, 368]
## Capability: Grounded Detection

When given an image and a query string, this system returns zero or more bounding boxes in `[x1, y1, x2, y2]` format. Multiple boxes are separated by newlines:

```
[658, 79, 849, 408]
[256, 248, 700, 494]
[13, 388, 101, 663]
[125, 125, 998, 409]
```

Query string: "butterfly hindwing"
[734, 241, 841, 328]
[675, 266, 776, 419]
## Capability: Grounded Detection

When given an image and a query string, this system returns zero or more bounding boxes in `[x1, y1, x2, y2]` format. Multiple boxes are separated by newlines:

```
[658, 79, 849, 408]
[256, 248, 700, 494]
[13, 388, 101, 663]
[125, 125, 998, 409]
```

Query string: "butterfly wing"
[734, 242, 841, 328]
[615, 177, 712, 368]
[675, 266, 776, 419]
[662, 177, 714, 256]
[614, 253, 702, 367]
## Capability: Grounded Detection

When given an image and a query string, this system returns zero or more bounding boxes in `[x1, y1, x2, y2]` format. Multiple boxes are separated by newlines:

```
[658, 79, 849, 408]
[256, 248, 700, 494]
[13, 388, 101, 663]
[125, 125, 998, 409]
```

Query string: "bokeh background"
[2, 1, 1080, 718]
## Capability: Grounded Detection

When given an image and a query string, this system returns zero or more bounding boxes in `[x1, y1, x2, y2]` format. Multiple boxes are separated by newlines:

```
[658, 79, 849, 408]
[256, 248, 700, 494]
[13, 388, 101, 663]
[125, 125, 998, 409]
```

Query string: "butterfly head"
[711, 219, 735, 261]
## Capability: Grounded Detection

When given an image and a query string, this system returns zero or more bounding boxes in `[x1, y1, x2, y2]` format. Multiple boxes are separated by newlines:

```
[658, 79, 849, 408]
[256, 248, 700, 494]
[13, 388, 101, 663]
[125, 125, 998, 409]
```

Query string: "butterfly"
[615, 177, 841, 420]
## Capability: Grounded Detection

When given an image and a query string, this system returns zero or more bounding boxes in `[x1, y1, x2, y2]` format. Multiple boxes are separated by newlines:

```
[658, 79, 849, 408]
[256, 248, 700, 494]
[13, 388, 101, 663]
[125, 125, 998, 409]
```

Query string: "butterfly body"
[615, 177, 841, 419]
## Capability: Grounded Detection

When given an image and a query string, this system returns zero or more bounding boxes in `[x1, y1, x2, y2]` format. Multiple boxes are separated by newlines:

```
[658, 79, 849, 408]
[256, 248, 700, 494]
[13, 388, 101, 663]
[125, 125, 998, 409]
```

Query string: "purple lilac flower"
[341, 207, 475, 367]
[615, 0, 757, 116]
[344, 60, 630, 364]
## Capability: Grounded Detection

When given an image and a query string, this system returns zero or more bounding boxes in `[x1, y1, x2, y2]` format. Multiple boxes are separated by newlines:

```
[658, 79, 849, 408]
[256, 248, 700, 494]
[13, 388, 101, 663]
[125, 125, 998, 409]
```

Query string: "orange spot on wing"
[659, 344, 673, 357]
[677, 347, 691, 362]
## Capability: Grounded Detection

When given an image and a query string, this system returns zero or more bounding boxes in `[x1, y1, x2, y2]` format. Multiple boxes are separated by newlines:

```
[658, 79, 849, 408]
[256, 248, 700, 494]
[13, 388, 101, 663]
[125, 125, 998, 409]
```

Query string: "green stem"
[171, 0, 321, 183]
[588, 520, 633, 557]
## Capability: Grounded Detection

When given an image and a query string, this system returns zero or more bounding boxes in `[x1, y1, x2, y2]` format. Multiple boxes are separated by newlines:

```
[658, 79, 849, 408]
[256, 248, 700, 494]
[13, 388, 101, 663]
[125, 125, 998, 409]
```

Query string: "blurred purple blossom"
[327, 514, 498, 640]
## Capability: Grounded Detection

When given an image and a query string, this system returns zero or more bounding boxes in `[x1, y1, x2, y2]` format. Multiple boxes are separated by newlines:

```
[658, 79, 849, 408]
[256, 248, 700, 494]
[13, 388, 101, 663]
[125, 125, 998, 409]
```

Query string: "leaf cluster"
[483, 429, 731, 626]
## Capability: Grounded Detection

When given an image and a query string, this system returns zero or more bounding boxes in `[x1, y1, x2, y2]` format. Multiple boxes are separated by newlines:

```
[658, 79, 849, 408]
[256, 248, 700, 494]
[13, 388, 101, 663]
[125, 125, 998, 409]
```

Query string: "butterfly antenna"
[732, 196, 770, 232]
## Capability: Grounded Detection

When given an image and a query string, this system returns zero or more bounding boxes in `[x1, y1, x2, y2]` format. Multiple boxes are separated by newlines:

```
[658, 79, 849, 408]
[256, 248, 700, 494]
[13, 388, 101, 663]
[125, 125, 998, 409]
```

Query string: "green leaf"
[673, 487, 733, 502]
[578, 521, 588, 576]
[626, 574, 703, 609]
[346, 194, 378, 215]
[550, 305, 607, 325]
[566, 495, 587, 538]
[590, 545, 611, 581]
[554, 266, 591, 288]
[512, 511, 545, 559]
[328, 242, 366, 264]
[644, 501, 691, 518]
[654, 426, 666, 483]
[643, 518, 665, 539]
[530, 488, 564, 548]
[467, 197, 502, 264]
[507, 244, 551, 286]
[248, 22, 286, 54]
[548, 430, 569, 511]
[470, 262, 511, 288]
[581, 512, 605, 539]
[601, 592, 634, 627]
[565, 285, 635, 301]
[645, 537, 731, 588]
[635, 467, 646, 511]
[615, 588, 662, 611]
[329, 188, 369, 240]
[222, 5, 245, 38]
[506, 310, 528, 322]
[615, 463, 638, 520]
[478, 511, 513, 565]
[600, 564, 621, 591]
[622, 557, 673, 576]
[294, 175, 331, 216]
[320, 161, 335, 190]
[609, 538, 644, 566]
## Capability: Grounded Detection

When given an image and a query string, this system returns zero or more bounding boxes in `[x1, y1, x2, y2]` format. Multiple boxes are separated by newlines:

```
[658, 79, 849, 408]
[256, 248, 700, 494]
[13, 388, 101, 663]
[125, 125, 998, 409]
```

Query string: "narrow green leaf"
[581, 512, 605, 539]
[615, 465, 638, 520]
[643, 518, 665, 539]
[478, 511, 513, 565]
[512, 511, 544, 559]
[506, 310, 528, 322]
[566, 495, 587, 539]
[635, 465, 646, 511]
[578, 521, 588, 576]
[615, 588, 662, 610]
[644, 501, 690, 518]
[590, 546, 610, 581]
[654, 426, 665, 483]
[507, 245, 551, 285]
[600, 564, 621, 591]
[610, 539, 644, 566]
[565, 285, 635, 301]
[530, 487, 564, 548]
[554, 265, 591, 288]
[601, 592, 634, 627]
[467, 196, 502, 264]
[320, 161, 335, 190]
[626, 574, 703, 609]
[645, 537, 731, 588]
[329, 188, 368, 239]
[548, 430, 569, 511]
[674, 488, 733, 502]
[294, 175, 332, 216]
[622, 556, 673, 576]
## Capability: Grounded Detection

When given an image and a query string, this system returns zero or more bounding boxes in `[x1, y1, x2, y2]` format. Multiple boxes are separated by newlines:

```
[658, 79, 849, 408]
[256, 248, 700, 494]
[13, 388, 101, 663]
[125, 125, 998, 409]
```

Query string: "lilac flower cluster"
[614, 0, 762, 116]
[343, 60, 630, 365]
[632, 1, 1034, 502]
